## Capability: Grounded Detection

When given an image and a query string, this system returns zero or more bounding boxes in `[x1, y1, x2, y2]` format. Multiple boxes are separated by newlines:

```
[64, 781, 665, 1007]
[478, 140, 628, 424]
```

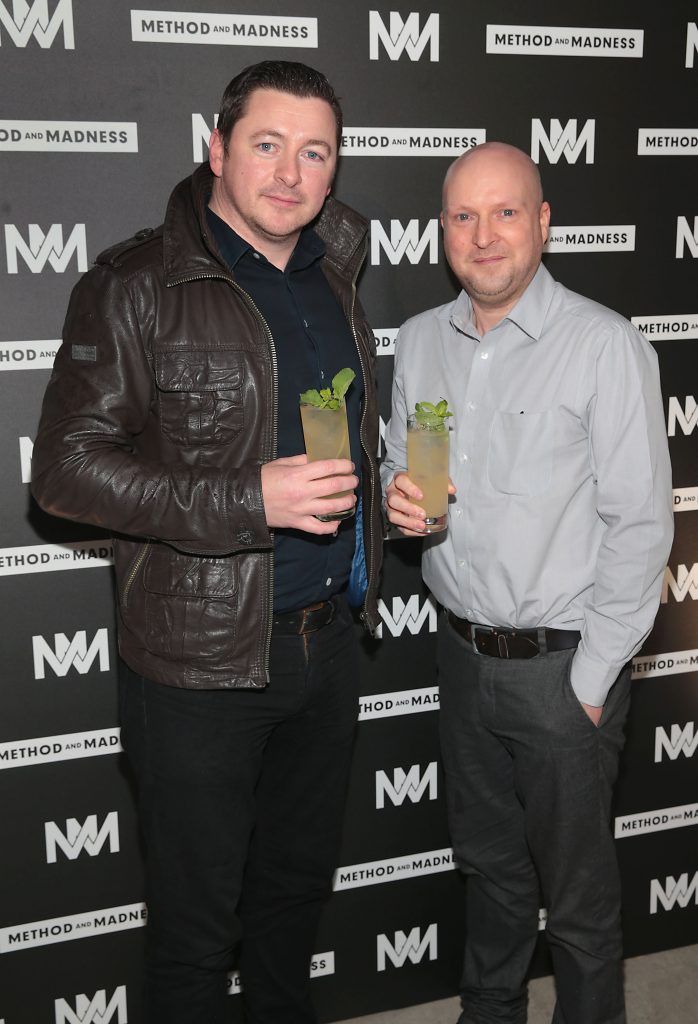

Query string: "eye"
[456, 212, 471, 222]
[304, 150, 325, 162]
[257, 142, 275, 153]
[501, 208, 515, 217]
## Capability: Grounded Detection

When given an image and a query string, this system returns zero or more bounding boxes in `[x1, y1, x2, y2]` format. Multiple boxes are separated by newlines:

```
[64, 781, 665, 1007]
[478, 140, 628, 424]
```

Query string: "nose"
[473, 217, 495, 249]
[275, 152, 301, 188]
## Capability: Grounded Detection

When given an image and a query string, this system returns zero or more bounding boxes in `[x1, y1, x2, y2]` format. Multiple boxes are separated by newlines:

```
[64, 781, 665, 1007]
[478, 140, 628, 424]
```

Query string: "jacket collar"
[163, 163, 368, 285]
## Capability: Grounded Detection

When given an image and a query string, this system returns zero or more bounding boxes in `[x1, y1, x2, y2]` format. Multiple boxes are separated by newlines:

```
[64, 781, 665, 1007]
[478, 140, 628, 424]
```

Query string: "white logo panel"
[370, 219, 439, 265]
[673, 488, 698, 511]
[638, 129, 698, 155]
[545, 226, 635, 252]
[1, 903, 146, 952]
[676, 216, 698, 258]
[687, 22, 698, 68]
[655, 722, 698, 762]
[131, 10, 317, 47]
[359, 686, 439, 721]
[0, 540, 113, 576]
[0, 120, 138, 151]
[486, 24, 643, 57]
[0, 728, 122, 770]
[5, 223, 87, 273]
[631, 315, 698, 341]
[650, 872, 698, 913]
[667, 396, 698, 436]
[373, 328, 398, 357]
[615, 803, 698, 838]
[228, 953, 334, 994]
[632, 650, 698, 679]
[0, 339, 60, 370]
[334, 848, 454, 890]
[376, 924, 437, 971]
[45, 812, 120, 863]
[376, 762, 438, 808]
[33, 628, 110, 679]
[662, 564, 698, 602]
[531, 118, 595, 164]
[341, 128, 485, 156]
[376, 594, 438, 638]
[0, 0, 74, 48]
[55, 986, 127, 1024]
[369, 11, 439, 62]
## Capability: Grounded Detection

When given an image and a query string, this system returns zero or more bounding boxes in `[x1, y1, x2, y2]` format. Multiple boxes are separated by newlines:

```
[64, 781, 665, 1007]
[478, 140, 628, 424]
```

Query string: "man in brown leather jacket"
[32, 61, 382, 1024]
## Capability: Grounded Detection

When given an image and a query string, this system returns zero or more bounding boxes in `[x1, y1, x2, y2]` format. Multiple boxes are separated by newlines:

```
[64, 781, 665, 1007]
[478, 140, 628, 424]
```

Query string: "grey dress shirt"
[381, 264, 674, 706]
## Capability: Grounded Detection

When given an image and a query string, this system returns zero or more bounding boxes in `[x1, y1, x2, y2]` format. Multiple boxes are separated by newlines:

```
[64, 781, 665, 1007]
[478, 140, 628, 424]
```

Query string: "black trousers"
[118, 597, 359, 1024]
[438, 615, 631, 1024]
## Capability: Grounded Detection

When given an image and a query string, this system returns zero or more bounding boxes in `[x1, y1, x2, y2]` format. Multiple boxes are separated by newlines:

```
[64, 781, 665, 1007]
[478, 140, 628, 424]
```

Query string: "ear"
[209, 129, 225, 178]
[539, 201, 551, 244]
[440, 211, 445, 228]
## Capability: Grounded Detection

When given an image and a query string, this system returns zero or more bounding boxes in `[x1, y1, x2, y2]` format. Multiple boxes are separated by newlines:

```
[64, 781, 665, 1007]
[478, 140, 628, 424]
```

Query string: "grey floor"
[332, 944, 697, 1024]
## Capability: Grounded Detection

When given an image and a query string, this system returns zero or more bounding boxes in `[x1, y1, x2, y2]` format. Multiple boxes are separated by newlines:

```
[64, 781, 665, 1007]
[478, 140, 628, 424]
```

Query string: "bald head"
[443, 142, 543, 211]
[439, 141, 550, 327]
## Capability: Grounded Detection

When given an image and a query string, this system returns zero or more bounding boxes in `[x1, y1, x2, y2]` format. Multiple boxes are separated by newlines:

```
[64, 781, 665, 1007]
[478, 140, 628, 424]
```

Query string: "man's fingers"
[307, 475, 358, 499]
[392, 472, 423, 500]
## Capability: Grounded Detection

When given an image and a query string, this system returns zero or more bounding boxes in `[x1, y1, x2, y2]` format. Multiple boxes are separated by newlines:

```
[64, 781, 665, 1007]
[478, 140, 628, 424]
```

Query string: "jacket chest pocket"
[155, 350, 244, 446]
[487, 409, 554, 496]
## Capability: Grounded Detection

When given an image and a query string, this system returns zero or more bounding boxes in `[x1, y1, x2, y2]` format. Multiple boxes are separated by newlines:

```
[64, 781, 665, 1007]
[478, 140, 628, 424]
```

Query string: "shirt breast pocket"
[155, 350, 244, 446]
[487, 409, 554, 496]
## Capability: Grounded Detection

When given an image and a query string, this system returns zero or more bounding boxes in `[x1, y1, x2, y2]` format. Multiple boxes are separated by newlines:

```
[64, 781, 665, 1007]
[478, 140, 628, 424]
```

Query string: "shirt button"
[467, 401, 476, 411]
[481, 352, 489, 360]
[325, 577, 332, 587]
[458, 559, 466, 569]
[459, 452, 469, 463]
[304, 319, 309, 328]
[455, 507, 463, 517]
[252, 252, 261, 260]
[465, 607, 473, 617]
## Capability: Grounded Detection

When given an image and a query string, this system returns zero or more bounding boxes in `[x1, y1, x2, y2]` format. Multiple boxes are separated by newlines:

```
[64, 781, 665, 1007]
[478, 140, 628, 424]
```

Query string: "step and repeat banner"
[1, 2, 697, 1021]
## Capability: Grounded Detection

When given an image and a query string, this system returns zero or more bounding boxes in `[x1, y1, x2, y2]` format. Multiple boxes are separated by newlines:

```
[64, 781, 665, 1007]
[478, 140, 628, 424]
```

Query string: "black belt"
[447, 611, 580, 659]
[272, 600, 336, 636]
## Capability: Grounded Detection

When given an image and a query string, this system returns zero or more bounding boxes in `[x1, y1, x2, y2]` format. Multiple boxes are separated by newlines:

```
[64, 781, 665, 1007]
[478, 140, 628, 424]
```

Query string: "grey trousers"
[438, 613, 631, 1024]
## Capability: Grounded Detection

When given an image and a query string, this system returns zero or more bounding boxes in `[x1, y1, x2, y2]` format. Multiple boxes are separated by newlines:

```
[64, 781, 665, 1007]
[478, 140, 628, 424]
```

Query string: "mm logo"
[661, 564, 698, 603]
[655, 722, 698, 762]
[676, 216, 698, 258]
[45, 811, 120, 863]
[667, 395, 698, 436]
[687, 22, 698, 68]
[55, 986, 127, 1024]
[5, 223, 87, 273]
[32, 628, 110, 679]
[370, 219, 439, 265]
[369, 11, 439, 61]
[377, 923, 438, 970]
[0, 0, 73, 48]
[650, 872, 698, 913]
[191, 112, 217, 163]
[377, 594, 438, 638]
[531, 118, 595, 164]
[376, 762, 438, 808]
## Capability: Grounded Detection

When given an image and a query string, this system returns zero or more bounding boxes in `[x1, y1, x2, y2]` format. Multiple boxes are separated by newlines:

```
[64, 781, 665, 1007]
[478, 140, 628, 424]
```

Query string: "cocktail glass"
[300, 400, 354, 522]
[407, 413, 449, 533]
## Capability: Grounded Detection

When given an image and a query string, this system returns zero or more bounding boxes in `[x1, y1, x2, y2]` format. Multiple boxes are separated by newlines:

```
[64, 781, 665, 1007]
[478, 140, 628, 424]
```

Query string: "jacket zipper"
[122, 540, 151, 607]
[168, 272, 278, 677]
[347, 247, 379, 633]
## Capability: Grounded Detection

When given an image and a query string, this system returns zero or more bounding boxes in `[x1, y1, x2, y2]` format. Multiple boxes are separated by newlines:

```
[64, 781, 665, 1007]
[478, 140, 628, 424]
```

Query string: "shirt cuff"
[569, 648, 624, 707]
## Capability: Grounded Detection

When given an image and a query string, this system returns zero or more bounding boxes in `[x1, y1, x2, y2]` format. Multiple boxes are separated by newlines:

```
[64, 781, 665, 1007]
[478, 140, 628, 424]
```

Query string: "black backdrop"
[1, 2, 697, 1021]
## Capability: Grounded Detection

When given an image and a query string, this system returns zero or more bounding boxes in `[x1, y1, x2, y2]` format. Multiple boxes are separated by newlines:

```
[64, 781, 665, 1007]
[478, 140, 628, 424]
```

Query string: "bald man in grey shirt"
[382, 143, 673, 1024]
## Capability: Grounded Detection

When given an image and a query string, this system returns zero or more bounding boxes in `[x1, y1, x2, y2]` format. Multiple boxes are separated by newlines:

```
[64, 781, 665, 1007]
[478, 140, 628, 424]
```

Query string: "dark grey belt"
[447, 611, 580, 659]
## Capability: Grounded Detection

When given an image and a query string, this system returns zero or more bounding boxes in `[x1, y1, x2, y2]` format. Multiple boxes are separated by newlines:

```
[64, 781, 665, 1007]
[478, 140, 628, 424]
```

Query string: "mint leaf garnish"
[300, 368, 356, 410]
[414, 399, 453, 430]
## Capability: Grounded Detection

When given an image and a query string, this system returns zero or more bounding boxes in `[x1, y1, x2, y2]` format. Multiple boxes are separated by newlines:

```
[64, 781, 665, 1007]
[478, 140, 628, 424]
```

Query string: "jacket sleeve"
[31, 265, 272, 557]
[569, 323, 674, 706]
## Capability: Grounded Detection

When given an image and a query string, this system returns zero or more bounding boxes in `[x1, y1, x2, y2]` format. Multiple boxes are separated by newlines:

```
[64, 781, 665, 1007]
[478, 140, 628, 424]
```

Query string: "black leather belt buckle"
[473, 629, 540, 659]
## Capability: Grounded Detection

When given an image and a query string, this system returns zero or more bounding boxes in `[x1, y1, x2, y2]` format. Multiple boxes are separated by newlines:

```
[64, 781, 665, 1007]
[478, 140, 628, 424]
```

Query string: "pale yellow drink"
[407, 415, 449, 533]
[300, 401, 354, 521]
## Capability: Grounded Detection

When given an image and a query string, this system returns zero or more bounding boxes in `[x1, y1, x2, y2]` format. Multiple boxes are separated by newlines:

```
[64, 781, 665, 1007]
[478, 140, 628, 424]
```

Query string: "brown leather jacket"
[32, 164, 382, 689]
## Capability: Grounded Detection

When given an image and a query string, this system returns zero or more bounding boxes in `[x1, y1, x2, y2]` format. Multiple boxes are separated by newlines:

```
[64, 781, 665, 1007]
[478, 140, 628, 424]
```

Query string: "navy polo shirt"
[206, 207, 363, 614]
